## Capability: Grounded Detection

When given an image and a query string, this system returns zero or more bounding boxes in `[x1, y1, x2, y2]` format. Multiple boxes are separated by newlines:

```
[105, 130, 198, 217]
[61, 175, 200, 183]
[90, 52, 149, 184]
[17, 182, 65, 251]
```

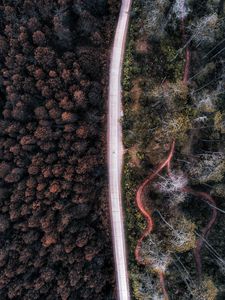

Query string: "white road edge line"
[107, 1, 132, 300]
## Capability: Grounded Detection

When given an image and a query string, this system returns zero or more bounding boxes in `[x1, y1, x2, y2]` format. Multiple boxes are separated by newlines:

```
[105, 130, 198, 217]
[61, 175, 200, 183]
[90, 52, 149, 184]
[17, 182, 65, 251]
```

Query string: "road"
[108, 1, 132, 300]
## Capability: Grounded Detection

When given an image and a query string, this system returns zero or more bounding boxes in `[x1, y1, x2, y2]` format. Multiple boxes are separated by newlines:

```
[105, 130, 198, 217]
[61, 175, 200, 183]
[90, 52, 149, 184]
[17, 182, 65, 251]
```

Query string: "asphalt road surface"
[108, 1, 132, 299]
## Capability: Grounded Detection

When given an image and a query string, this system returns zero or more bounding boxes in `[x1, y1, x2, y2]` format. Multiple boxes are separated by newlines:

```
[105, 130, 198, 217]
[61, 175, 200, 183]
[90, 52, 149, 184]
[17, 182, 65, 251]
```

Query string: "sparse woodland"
[0, 0, 120, 299]
[123, 0, 225, 299]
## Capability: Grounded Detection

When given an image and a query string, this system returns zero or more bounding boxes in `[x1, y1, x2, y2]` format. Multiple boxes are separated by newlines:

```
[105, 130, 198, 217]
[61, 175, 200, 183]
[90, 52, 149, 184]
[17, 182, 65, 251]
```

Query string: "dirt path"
[107, 1, 132, 299]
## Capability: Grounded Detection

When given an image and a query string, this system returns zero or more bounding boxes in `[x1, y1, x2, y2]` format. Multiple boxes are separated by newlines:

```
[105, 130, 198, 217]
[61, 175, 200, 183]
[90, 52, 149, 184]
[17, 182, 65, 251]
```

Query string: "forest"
[123, 0, 225, 299]
[0, 0, 120, 299]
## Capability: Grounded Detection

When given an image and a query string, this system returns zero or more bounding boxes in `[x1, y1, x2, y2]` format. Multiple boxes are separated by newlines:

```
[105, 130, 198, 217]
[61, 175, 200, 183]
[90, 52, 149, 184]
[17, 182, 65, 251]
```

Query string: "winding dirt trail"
[183, 187, 217, 276]
[135, 141, 217, 296]
[180, 1, 191, 85]
[135, 142, 175, 265]
[135, 142, 175, 300]
[108, 1, 132, 299]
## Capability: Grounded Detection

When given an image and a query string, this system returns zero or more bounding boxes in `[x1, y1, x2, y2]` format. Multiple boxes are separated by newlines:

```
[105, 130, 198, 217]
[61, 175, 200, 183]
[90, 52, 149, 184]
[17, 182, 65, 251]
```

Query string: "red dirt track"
[135, 142, 175, 266]
[134, 142, 175, 299]
[183, 48, 191, 84]
[134, 141, 217, 297]
[133, 1, 217, 298]
[183, 187, 217, 276]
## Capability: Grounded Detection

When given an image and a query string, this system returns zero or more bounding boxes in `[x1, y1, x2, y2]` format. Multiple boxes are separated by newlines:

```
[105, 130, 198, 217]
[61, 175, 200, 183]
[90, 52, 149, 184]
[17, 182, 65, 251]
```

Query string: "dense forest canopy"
[0, 0, 119, 299]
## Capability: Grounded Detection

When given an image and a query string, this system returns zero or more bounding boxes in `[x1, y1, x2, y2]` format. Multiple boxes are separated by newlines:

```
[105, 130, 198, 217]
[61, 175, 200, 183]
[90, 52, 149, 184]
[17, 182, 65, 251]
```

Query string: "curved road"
[108, 1, 132, 299]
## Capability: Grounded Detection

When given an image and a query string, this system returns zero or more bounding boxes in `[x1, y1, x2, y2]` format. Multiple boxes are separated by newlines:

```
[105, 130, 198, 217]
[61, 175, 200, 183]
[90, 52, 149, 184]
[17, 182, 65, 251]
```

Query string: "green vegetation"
[122, 0, 225, 299]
